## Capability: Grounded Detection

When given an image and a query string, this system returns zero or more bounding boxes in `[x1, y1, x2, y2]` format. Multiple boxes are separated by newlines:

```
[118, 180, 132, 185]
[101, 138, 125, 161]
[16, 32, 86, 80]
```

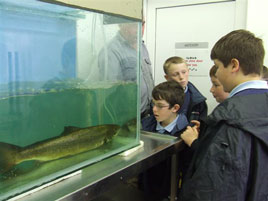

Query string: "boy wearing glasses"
[163, 56, 207, 122]
[142, 80, 188, 136]
[141, 80, 192, 200]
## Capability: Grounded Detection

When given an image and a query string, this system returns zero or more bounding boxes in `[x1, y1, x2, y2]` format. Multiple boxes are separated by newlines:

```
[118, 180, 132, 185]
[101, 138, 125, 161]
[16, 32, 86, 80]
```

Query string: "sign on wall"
[175, 42, 210, 77]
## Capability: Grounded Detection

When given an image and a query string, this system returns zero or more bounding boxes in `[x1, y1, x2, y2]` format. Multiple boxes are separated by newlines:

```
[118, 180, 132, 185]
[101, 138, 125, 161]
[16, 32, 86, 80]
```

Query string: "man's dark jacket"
[180, 92, 268, 201]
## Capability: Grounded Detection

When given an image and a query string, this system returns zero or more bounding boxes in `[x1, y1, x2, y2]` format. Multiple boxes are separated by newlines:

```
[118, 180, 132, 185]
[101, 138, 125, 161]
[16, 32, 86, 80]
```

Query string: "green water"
[0, 81, 139, 200]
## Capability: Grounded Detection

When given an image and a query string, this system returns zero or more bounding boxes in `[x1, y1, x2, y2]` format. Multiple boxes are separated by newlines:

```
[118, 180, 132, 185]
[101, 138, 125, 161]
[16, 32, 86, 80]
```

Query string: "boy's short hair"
[209, 65, 218, 77]
[152, 80, 184, 108]
[262, 65, 268, 80]
[210, 29, 264, 75]
[163, 56, 186, 74]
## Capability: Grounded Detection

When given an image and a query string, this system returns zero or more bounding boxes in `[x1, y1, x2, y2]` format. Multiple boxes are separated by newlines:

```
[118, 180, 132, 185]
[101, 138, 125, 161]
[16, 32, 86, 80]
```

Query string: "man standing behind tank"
[98, 20, 154, 118]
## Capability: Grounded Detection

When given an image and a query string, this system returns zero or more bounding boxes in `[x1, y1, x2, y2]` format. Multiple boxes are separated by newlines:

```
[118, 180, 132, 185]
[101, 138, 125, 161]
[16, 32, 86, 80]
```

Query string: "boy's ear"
[230, 58, 240, 73]
[164, 74, 169, 81]
[173, 104, 180, 113]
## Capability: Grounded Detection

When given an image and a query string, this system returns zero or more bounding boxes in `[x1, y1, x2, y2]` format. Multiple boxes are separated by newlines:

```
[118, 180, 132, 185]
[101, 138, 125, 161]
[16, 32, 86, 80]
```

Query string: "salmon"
[0, 124, 120, 173]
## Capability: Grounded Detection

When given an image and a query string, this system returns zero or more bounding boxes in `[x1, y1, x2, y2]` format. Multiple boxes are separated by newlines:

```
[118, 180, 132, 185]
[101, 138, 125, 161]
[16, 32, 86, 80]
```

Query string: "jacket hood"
[206, 93, 268, 145]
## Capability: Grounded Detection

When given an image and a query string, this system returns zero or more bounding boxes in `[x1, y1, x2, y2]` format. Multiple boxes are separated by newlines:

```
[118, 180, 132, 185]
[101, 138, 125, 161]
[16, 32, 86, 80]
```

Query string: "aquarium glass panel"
[0, 0, 141, 200]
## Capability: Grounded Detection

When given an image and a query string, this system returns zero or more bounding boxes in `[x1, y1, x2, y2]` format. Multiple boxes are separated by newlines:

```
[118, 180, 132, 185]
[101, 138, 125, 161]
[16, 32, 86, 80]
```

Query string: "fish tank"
[0, 0, 141, 200]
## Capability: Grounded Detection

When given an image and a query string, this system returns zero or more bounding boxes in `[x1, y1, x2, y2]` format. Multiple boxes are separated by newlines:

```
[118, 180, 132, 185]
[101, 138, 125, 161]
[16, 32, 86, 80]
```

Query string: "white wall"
[143, 0, 268, 67]
[246, 0, 268, 66]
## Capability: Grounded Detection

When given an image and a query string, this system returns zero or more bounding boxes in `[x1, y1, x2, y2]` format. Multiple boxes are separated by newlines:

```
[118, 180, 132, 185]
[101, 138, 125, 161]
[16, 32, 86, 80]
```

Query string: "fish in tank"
[0, 0, 141, 200]
[0, 124, 121, 173]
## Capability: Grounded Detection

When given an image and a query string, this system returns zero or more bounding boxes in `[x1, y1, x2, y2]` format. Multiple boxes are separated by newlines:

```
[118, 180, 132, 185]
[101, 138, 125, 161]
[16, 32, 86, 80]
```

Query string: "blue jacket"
[185, 82, 208, 122]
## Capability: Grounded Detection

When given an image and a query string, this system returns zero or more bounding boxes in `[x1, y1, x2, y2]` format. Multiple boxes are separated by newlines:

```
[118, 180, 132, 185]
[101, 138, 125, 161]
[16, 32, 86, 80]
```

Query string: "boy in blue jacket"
[163, 56, 207, 123]
[141, 80, 194, 200]
[142, 80, 188, 136]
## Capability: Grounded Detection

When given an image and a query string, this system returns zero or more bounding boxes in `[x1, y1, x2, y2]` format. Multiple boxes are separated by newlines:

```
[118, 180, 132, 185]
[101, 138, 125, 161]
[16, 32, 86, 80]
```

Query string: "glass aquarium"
[0, 0, 141, 200]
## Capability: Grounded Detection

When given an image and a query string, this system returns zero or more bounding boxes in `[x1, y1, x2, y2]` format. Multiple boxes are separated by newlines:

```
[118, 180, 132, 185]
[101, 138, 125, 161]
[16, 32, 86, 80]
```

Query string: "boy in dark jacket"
[141, 81, 197, 200]
[180, 29, 268, 201]
[142, 80, 188, 136]
[163, 56, 208, 122]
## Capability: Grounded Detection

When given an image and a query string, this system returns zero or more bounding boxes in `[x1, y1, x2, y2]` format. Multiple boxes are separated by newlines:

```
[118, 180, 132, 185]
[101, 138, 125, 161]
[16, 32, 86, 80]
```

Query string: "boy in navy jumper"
[180, 30, 268, 201]
[163, 56, 208, 123]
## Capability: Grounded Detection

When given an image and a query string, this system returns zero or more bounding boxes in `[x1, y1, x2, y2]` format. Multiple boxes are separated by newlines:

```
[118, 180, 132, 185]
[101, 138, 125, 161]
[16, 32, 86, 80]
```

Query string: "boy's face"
[152, 99, 179, 126]
[214, 59, 234, 93]
[165, 63, 189, 89]
[210, 76, 229, 103]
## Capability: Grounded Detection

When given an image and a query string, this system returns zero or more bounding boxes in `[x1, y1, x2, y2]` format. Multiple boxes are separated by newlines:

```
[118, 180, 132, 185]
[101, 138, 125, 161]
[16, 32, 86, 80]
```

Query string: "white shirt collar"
[156, 115, 179, 134]
[229, 80, 268, 98]
[184, 85, 188, 93]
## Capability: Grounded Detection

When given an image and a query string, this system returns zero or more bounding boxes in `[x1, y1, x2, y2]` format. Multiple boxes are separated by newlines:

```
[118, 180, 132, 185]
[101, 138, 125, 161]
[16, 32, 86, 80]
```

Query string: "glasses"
[152, 103, 170, 109]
